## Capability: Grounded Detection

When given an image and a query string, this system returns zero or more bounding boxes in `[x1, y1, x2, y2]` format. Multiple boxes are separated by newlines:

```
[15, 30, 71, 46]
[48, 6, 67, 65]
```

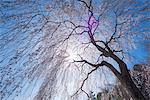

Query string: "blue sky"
[128, 41, 149, 68]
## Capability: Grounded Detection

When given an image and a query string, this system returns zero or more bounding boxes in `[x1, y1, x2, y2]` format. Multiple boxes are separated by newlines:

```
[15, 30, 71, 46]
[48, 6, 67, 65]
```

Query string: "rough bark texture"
[120, 74, 146, 100]
[109, 57, 146, 100]
[91, 36, 146, 100]
[96, 64, 150, 100]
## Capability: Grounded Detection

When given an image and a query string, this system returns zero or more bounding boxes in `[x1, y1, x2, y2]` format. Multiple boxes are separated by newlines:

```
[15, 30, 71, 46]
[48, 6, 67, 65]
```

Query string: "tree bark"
[119, 70, 147, 100]
[89, 28, 147, 100]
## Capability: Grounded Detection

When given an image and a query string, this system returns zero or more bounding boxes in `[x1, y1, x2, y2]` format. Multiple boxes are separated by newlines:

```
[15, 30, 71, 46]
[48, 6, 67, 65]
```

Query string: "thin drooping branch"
[72, 60, 103, 98]
[0, 0, 148, 100]
[78, 0, 93, 14]
[73, 59, 121, 98]
[72, 67, 98, 98]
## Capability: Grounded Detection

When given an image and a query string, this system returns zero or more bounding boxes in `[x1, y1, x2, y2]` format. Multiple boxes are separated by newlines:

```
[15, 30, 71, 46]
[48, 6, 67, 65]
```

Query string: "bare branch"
[78, 0, 93, 14]
[74, 59, 102, 68]
[101, 61, 121, 79]
[72, 62, 102, 98]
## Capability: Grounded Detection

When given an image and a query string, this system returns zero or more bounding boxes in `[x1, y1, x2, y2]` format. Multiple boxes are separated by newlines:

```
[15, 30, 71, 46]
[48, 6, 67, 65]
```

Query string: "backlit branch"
[78, 0, 93, 14]
[72, 60, 121, 98]
[74, 59, 102, 68]
[72, 62, 102, 98]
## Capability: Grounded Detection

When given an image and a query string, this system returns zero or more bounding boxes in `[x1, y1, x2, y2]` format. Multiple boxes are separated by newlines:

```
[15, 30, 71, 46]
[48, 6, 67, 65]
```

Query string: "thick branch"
[90, 37, 128, 75]
[101, 61, 121, 79]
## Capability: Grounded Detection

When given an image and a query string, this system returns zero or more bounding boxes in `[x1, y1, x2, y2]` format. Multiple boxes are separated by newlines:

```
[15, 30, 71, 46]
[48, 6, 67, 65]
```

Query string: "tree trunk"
[114, 58, 147, 100]
[119, 75, 147, 100]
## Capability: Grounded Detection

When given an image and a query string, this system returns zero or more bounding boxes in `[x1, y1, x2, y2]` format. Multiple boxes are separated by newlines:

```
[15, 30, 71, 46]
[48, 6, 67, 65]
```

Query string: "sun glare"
[66, 48, 78, 62]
